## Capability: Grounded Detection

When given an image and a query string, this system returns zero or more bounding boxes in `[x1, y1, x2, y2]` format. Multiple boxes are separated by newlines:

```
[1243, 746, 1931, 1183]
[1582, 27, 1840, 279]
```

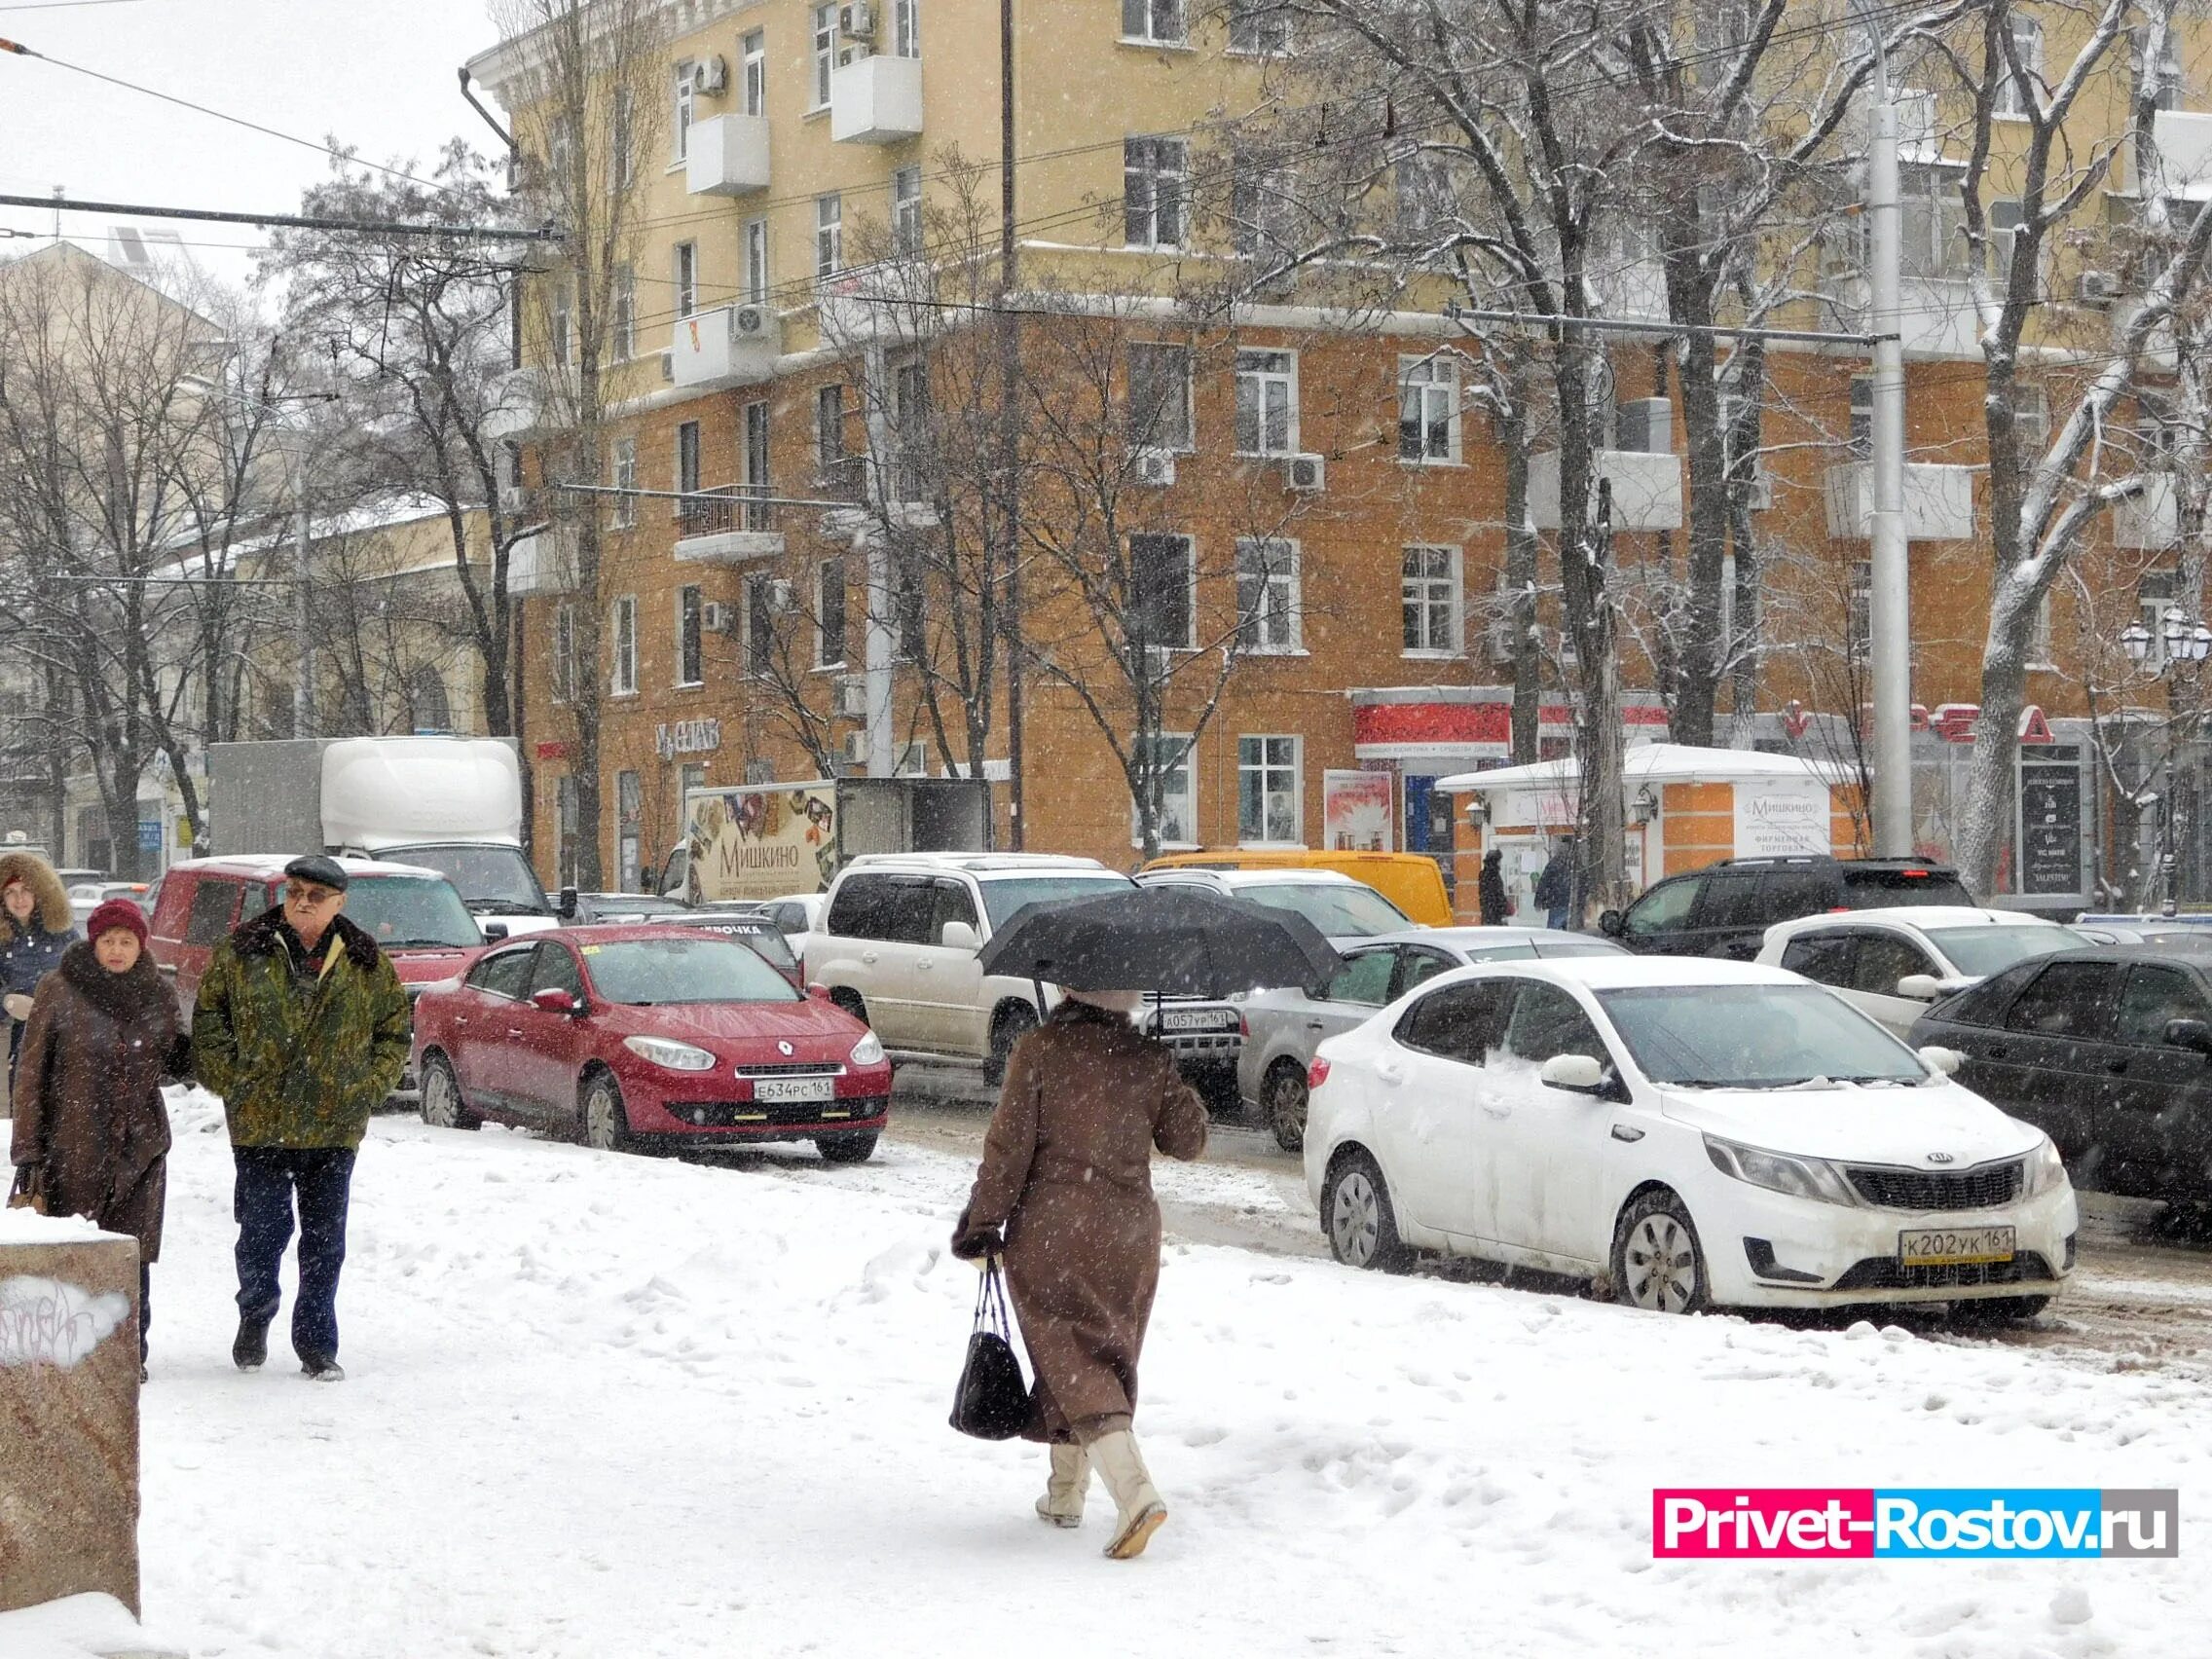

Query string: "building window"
[676, 419, 702, 513]
[2139, 25, 2186, 111]
[611, 89, 633, 188]
[1235, 536, 1301, 653]
[2028, 589, 2055, 669]
[812, 5, 837, 109]
[1229, 0, 1292, 55]
[1121, 0, 1186, 46]
[551, 604, 576, 703]
[610, 595, 638, 695]
[1900, 162, 1970, 278]
[1994, 14, 2043, 118]
[817, 557, 847, 667]
[508, 275, 525, 369]
[1848, 374, 1873, 461]
[743, 400, 770, 527]
[744, 217, 770, 304]
[1128, 342, 1193, 451]
[816, 194, 843, 278]
[1849, 560, 1872, 657]
[611, 437, 638, 529]
[1399, 354, 1459, 463]
[894, 0, 921, 57]
[817, 384, 847, 471]
[1124, 137, 1188, 249]
[1237, 735, 1300, 845]
[1128, 533, 1195, 650]
[892, 356, 930, 502]
[1235, 349, 1298, 457]
[551, 279, 572, 366]
[1402, 545, 1460, 655]
[673, 241, 697, 319]
[743, 28, 766, 116]
[745, 573, 776, 677]
[408, 666, 451, 734]
[617, 770, 643, 892]
[1230, 158, 1295, 259]
[611, 265, 636, 359]
[677, 584, 704, 686]
[893, 166, 923, 254]
[674, 61, 695, 161]
[556, 775, 578, 889]
[1131, 734, 1197, 846]
[896, 561, 926, 661]
[2013, 383, 2049, 455]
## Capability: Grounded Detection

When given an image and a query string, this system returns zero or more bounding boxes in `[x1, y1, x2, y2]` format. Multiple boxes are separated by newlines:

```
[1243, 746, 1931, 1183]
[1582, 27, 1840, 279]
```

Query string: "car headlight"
[849, 1031, 885, 1066]
[622, 1035, 717, 1072]
[1704, 1135, 1861, 1207]
[2022, 1135, 2068, 1198]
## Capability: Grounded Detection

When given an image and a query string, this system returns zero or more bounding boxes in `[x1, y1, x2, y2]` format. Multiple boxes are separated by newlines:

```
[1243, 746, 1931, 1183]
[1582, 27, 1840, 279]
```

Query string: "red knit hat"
[86, 898, 150, 949]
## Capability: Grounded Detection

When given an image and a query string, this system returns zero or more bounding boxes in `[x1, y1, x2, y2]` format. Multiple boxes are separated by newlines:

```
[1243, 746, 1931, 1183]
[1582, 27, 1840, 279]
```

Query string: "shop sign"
[656, 718, 723, 760]
[1931, 705, 1980, 744]
[1733, 780, 1832, 858]
[1322, 771, 1394, 851]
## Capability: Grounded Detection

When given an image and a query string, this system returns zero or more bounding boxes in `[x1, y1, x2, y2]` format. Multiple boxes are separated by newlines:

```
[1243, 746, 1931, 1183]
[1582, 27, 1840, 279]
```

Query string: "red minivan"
[147, 856, 491, 1092]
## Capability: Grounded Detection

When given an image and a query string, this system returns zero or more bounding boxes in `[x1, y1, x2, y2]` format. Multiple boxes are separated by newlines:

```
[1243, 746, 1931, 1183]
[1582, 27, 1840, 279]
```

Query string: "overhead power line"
[0, 191, 559, 242]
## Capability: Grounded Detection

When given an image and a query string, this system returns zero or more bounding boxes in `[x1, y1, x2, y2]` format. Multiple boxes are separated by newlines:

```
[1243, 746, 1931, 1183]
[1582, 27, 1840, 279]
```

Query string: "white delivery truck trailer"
[205, 737, 558, 937]
[663, 777, 989, 904]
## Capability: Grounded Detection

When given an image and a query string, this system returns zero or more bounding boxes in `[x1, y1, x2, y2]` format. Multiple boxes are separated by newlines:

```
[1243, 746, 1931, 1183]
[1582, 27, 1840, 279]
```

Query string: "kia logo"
[1927, 1152, 1955, 1164]
[777, 1040, 794, 1056]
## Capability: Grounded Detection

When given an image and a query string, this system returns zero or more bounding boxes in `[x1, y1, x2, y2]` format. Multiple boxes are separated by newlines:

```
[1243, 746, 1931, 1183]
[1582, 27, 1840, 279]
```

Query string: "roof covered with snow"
[1436, 742, 1847, 794]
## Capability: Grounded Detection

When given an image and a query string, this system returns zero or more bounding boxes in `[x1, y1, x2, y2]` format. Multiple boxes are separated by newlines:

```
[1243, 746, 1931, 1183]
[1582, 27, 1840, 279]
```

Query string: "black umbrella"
[979, 884, 1344, 997]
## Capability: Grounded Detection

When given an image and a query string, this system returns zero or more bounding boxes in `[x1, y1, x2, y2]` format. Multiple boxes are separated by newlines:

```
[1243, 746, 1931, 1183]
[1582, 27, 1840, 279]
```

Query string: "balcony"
[1824, 273, 1980, 357]
[674, 485, 785, 564]
[670, 304, 781, 391]
[830, 54, 923, 145]
[2115, 476, 2180, 550]
[482, 366, 548, 442]
[1527, 449, 1683, 534]
[816, 258, 933, 345]
[1822, 461, 1975, 541]
[507, 525, 578, 597]
[687, 113, 771, 197]
[2134, 109, 2212, 201]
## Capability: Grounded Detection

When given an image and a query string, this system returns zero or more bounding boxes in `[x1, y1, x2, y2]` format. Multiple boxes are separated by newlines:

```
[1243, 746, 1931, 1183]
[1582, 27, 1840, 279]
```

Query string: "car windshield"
[582, 936, 801, 1005]
[1925, 924, 2087, 978]
[1239, 882, 1410, 937]
[396, 845, 549, 913]
[1599, 983, 1929, 1088]
[341, 877, 486, 949]
[676, 919, 799, 976]
[977, 874, 1134, 929]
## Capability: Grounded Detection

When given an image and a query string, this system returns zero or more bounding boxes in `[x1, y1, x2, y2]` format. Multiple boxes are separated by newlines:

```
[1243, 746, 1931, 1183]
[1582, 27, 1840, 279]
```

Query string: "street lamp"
[2120, 606, 2212, 915]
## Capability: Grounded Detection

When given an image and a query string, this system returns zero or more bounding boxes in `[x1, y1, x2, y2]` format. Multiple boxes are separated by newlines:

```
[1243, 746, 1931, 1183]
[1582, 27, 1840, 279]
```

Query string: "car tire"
[1323, 1151, 1412, 1273]
[418, 1051, 481, 1131]
[1948, 1294, 2051, 1325]
[1263, 1060, 1309, 1154]
[1609, 1190, 1710, 1314]
[984, 1002, 1036, 1088]
[581, 1072, 633, 1154]
[816, 1130, 879, 1164]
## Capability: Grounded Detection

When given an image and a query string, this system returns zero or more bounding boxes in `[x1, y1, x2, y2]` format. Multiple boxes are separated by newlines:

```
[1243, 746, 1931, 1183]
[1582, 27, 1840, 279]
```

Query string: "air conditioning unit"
[835, 675, 868, 719]
[659, 351, 675, 384]
[894, 741, 929, 777]
[1487, 578, 1520, 666]
[691, 55, 728, 94]
[2077, 269, 2120, 309]
[1134, 449, 1176, 488]
[839, 2, 876, 40]
[732, 303, 770, 337]
[765, 578, 794, 614]
[701, 601, 734, 634]
[840, 731, 869, 766]
[1615, 396, 1674, 455]
[1284, 453, 1326, 492]
[1744, 471, 1774, 512]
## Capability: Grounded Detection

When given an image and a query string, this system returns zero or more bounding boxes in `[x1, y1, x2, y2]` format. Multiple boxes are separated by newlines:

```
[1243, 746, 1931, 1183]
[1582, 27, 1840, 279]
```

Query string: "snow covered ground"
[123, 1090, 2206, 1658]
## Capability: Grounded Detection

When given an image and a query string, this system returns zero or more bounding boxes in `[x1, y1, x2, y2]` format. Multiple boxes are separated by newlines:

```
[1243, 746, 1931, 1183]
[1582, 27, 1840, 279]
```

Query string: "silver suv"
[805, 853, 1243, 1086]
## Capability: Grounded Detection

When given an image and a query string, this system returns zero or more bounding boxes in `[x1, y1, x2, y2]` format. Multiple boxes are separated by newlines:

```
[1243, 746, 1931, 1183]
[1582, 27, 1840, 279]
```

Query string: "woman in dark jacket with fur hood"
[10, 899, 185, 1375]
[0, 849, 74, 1095]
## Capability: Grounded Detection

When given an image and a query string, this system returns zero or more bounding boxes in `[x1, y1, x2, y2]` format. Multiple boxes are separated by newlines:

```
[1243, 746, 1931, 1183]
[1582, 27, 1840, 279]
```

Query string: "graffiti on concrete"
[0, 1275, 130, 1370]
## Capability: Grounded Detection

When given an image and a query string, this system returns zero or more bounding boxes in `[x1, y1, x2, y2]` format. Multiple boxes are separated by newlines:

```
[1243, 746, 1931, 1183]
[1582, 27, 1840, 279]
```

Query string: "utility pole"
[998, 0, 1025, 846]
[293, 451, 314, 739]
[1865, 12, 1914, 856]
[862, 344, 895, 780]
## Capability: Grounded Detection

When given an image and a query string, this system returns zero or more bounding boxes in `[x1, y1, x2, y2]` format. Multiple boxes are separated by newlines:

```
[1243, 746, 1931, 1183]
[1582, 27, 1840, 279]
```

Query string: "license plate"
[1899, 1225, 2015, 1267]
[1161, 1010, 1231, 1032]
[754, 1077, 834, 1104]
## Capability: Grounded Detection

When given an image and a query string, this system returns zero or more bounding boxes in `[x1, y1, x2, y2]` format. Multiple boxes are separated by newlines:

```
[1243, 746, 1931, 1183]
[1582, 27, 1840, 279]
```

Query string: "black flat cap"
[283, 855, 350, 893]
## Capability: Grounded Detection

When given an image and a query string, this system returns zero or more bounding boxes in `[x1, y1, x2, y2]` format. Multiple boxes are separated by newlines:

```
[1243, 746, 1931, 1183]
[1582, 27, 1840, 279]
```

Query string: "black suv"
[1598, 857, 1974, 960]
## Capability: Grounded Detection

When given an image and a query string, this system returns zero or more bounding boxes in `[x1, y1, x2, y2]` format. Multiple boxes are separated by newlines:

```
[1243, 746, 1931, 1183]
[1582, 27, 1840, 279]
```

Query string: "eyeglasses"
[283, 884, 344, 908]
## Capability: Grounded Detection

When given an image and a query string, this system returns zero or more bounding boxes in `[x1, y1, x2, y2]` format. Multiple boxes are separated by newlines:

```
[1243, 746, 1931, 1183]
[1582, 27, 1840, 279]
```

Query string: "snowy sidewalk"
[137, 1093, 2204, 1658]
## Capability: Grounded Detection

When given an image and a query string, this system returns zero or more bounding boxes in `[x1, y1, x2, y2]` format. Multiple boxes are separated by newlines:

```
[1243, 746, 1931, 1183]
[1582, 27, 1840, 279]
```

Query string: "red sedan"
[410, 924, 892, 1161]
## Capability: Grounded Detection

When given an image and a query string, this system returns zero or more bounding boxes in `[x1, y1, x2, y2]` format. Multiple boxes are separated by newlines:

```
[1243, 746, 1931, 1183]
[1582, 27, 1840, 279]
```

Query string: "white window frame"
[1130, 732, 1198, 849]
[816, 556, 848, 668]
[1236, 734, 1302, 847]
[1123, 136, 1188, 250]
[551, 279, 572, 367]
[673, 61, 695, 163]
[1235, 348, 1299, 458]
[744, 217, 770, 305]
[2013, 383, 2049, 456]
[1399, 354, 1460, 464]
[611, 437, 638, 530]
[1121, 0, 1187, 47]
[611, 89, 634, 189]
[610, 594, 638, 697]
[551, 604, 576, 705]
[816, 193, 844, 279]
[811, 5, 838, 110]
[611, 264, 636, 360]
[2028, 588, 2056, 671]
[1994, 15, 2043, 120]
[676, 584, 704, 687]
[817, 383, 846, 471]
[743, 29, 767, 117]
[1128, 342, 1194, 452]
[892, 166, 923, 254]
[1228, 0, 1292, 55]
[673, 241, 697, 320]
[1401, 544, 1461, 656]
[894, 0, 921, 57]
[1235, 536, 1302, 654]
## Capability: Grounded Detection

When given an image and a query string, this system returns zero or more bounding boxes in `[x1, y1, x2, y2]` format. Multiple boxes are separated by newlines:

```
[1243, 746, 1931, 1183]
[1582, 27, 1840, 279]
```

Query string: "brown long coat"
[9, 944, 180, 1262]
[957, 1000, 1207, 1442]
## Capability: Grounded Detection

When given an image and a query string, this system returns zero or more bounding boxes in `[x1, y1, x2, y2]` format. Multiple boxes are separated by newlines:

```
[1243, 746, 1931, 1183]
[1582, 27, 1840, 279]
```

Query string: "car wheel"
[418, 1052, 480, 1131]
[816, 1130, 879, 1164]
[984, 1002, 1036, 1088]
[1610, 1190, 1709, 1314]
[1948, 1294, 2051, 1326]
[581, 1073, 633, 1154]
[1264, 1060, 1309, 1154]
[830, 988, 869, 1030]
[1324, 1152, 1412, 1272]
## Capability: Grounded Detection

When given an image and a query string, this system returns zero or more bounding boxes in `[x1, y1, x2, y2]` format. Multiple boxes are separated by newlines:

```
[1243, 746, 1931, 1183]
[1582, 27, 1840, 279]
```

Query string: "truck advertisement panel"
[686, 783, 840, 903]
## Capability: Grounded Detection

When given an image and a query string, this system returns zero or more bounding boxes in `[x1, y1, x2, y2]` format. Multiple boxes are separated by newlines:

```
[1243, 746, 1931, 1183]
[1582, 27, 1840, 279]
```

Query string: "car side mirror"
[2164, 1017, 2212, 1055]
[482, 921, 509, 942]
[1538, 1053, 1607, 1093]
[531, 987, 581, 1015]
[806, 982, 834, 1003]
[1916, 1045, 1965, 1076]
[940, 920, 980, 952]
[1896, 974, 1945, 1002]
[1598, 909, 1626, 939]
[557, 886, 578, 920]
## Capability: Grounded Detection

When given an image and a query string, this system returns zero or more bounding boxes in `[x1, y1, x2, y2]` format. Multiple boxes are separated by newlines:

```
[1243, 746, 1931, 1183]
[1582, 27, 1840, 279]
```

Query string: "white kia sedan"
[1754, 906, 2088, 1038]
[1303, 957, 2076, 1319]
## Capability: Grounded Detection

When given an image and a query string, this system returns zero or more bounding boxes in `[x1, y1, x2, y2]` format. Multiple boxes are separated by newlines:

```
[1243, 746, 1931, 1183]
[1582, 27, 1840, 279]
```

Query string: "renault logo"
[1927, 1152, 1955, 1164]
[777, 1040, 794, 1056]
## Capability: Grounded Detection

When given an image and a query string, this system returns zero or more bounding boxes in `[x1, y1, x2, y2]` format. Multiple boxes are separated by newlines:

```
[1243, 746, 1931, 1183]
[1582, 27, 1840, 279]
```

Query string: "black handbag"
[949, 1257, 1031, 1440]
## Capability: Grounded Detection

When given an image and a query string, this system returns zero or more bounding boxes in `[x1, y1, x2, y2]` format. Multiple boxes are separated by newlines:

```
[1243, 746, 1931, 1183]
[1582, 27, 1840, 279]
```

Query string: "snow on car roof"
[1366, 926, 1592, 948]
[1768, 905, 2052, 937]
[1146, 866, 1364, 887]
[169, 853, 448, 881]
[1455, 954, 1806, 991]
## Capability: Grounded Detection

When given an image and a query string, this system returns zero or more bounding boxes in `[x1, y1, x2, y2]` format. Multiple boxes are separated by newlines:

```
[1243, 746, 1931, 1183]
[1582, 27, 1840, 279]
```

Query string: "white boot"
[1088, 1430, 1166, 1560]
[1035, 1443, 1089, 1529]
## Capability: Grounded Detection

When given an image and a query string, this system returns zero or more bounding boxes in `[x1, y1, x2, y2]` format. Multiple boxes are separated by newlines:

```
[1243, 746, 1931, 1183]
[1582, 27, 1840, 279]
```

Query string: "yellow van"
[1138, 850, 1453, 927]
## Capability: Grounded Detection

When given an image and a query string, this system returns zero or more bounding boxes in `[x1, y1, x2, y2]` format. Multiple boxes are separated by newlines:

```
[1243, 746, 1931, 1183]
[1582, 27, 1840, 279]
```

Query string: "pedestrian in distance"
[0, 850, 74, 1104]
[952, 986, 1209, 1561]
[1478, 848, 1512, 927]
[192, 855, 410, 1382]
[1534, 834, 1581, 932]
[8, 898, 186, 1380]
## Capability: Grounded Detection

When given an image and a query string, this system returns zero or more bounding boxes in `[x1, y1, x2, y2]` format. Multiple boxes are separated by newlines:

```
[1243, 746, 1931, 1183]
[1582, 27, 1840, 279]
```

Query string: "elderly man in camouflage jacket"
[193, 855, 411, 1382]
